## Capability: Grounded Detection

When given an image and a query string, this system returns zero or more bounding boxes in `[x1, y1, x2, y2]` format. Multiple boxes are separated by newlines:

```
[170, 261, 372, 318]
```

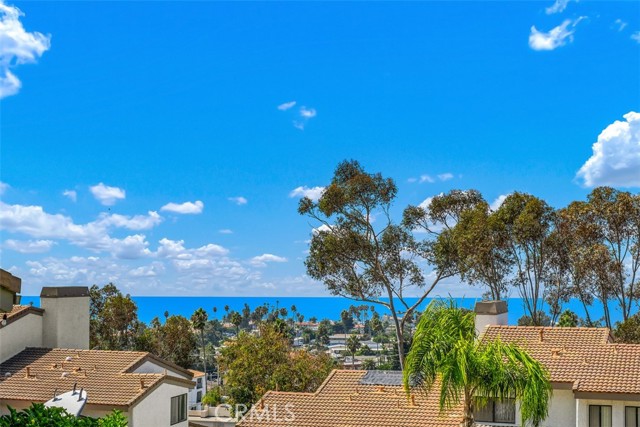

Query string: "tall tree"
[494, 193, 557, 326]
[404, 301, 551, 427]
[346, 333, 361, 368]
[191, 308, 209, 377]
[89, 284, 139, 350]
[157, 315, 197, 368]
[586, 187, 640, 322]
[300, 160, 458, 369]
[450, 201, 512, 300]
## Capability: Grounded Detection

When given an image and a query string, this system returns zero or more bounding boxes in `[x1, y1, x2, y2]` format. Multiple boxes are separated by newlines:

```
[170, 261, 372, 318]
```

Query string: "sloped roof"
[481, 325, 640, 395]
[1, 305, 44, 326]
[0, 348, 194, 408]
[237, 370, 464, 427]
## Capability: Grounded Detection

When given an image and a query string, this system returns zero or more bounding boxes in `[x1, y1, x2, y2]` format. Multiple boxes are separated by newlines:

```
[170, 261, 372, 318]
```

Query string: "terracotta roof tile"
[0, 348, 192, 407]
[1, 305, 44, 327]
[237, 370, 464, 427]
[481, 326, 640, 394]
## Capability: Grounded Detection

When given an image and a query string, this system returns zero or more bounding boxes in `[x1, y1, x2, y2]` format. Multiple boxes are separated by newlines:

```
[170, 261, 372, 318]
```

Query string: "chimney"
[474, 301, 508, 337]
[0, 269, 21, 313]
[40, 287, 90, 349]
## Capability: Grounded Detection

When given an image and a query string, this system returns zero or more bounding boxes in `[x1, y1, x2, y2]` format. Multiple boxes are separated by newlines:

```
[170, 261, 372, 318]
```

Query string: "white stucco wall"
[132, 360, 191, 380]
[41, 296, 89, 349]
[131, 381, 190, 427]
[540, 389, 575, 427]
[576, 397, 630, 427]
[0, 313, 43, 363]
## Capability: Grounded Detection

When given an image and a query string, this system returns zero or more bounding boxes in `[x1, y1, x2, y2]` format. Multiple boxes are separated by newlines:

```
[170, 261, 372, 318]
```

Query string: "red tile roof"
[0, 348, 194, 408]
[237, 370, 464, 427]
[481, 326, 640, 394]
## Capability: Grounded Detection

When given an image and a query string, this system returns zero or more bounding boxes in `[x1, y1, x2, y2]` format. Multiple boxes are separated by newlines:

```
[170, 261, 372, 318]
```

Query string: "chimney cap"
[0, 269, 21, 294]
[40, 287, 90, 298]
[474, 300, 508, 315]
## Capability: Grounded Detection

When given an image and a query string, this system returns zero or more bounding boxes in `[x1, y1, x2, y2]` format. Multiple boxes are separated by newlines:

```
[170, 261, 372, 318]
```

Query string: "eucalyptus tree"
[448, 200, 513, 300]
[493, 193, 557, 326]
[404, 301, 551, 427]
[299, 160, 460, 369]
[586, 187, 640, 323]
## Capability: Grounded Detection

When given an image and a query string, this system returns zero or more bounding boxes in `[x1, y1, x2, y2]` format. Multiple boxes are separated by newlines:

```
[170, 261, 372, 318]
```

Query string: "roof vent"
[539, 329, 544, 343]
[25, 367, 35, 379]
[551, 348, 561, 358]
[4, 372, 11, 378]
[61, 372, 69, 378]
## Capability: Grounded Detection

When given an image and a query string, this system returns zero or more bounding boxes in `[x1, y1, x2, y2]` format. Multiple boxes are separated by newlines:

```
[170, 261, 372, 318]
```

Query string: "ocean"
[20, 296, 630, 326]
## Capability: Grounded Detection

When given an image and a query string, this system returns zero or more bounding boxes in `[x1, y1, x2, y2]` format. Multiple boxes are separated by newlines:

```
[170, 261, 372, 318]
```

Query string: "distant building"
[0, 269, 194, 426]
[188, 369, 207, 410]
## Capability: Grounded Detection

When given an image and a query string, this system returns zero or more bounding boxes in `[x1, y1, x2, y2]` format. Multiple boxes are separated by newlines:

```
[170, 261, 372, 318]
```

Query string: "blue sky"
[1, 0, 639, 296]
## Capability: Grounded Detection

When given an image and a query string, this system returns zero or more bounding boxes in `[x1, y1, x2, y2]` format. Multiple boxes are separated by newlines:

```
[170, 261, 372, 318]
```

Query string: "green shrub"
[0, 404, 127, 427]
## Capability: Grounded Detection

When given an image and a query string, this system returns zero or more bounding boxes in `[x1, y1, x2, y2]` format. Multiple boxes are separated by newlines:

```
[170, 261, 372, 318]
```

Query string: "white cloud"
[312, 224, 332, 234]
[0, 1, 51, 99]
[228, 196, 247, 206]
[408, 173, 455, 184]
[614, 19, 627, 32]
[62, 189, 77, 202]
[218, 229, 233, 234]
[111, 234, 151, 259]
[418, 195, 436, 209]
[90, 183, 125, 206]
[292, 106, 317, 130]
[632, 32, 640, 43]
[0, 181, 8, 195]
[545, 0, 573, 15]
[300, 107, 317, 118]
[161, 200, 204, 214]
[250, 253, 288, 267]
[289, 186, 325, 201]
[490, 194, 509, 211]
[529, 18, 584, 51]
[277, 101, 296, 111]
[576, 112, 640, 188]
[0, 201, 162, 257]
[4, 239, 54, 253]
[156, 238, 229, 259]
[95, 211, 162, 230]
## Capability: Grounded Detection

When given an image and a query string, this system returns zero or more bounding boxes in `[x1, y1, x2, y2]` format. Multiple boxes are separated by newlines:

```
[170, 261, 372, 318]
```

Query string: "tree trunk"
[201, 330, 207, 388]
[462, 392, 474, 427]
[386, 289, 405, 370]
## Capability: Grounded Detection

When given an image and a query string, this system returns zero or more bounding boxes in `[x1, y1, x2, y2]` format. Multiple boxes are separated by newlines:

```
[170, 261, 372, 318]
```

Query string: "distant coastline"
[20, 295, 624, 326]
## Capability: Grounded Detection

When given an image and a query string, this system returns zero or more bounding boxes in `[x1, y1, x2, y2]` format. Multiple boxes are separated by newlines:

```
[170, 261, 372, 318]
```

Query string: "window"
[196, 378, 202, 389]
[627, 407, 640, 427]
[171, 394, 187, 425]
[196, 390, 202, 403]
[589, 405, 612, 427]
[474, 398, 516, 424]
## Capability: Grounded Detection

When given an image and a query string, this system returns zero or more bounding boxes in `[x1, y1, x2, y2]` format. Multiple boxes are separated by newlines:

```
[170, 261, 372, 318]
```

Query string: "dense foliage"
[219, 323, 335, 410]
[404, 301, 552, 427]
[0, 404, 127, 427]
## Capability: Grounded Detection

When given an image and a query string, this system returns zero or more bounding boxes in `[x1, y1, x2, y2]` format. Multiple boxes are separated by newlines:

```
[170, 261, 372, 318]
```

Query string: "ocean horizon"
[20, 296, 630, 327]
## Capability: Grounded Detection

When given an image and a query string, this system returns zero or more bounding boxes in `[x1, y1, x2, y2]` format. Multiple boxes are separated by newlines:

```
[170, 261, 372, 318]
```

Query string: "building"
[188, 369, 207, 409]
[0, 269, 195, 426]
[237, 300, 640, 427]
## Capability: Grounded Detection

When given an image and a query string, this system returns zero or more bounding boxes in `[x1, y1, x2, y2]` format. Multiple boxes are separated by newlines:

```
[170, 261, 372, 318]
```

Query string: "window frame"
[474, 397, 517, 424]
[626, 406, 640, 427]
[170, 394, 188, 425]
[589, 405, 613, 427]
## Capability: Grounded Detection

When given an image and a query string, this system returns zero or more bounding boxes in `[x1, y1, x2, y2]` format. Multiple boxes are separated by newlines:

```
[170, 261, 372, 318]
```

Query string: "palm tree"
[191, 308, 208, 378]
[346, 333, 361, 368]
[403, 300, 551, 427]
